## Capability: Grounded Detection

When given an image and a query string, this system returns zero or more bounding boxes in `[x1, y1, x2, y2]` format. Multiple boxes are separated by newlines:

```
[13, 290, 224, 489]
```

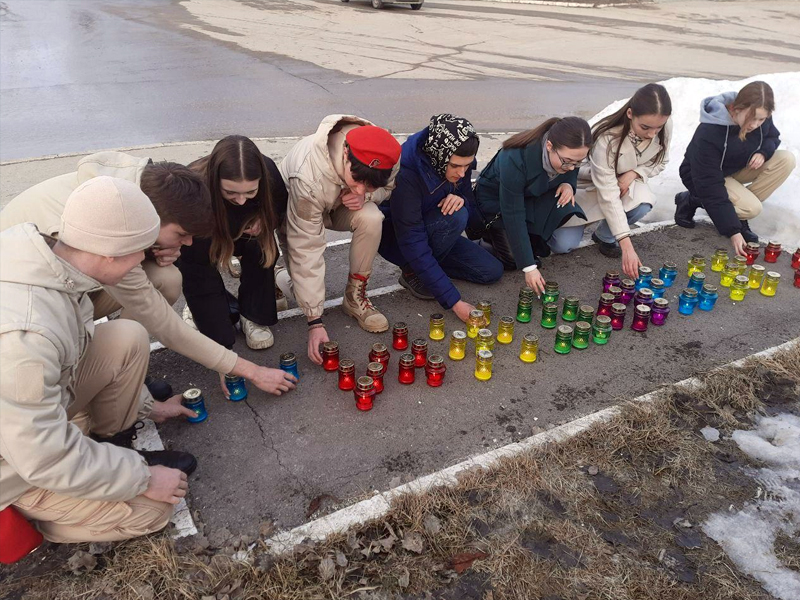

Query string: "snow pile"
[702, 414, 800, 600]
[590, 72, 800, 247]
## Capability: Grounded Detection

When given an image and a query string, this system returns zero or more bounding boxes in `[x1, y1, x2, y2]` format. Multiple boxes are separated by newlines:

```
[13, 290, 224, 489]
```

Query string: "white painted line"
[264, 338, 799, 554]
[133, 419, 198, 539]
[474, 0, 637, 7]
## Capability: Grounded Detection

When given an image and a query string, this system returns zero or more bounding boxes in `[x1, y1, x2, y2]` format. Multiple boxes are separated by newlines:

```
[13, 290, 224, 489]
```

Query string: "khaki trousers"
[90, 259, 183, 320]
[326, 202, 384, 275]
[724, 149, 796, 220]
[13, 320, 173, 543]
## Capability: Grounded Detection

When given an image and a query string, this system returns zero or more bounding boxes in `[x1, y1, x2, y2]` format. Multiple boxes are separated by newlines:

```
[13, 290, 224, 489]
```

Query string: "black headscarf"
[421, 114, 479, 178]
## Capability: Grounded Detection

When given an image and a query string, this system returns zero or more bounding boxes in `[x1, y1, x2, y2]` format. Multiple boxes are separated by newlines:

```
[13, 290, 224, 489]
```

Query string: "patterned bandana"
[628, 130, 645, 158]
[421, 114, 479, 178]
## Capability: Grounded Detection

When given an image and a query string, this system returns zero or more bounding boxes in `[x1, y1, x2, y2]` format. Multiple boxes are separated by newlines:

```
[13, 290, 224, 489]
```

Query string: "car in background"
[341, 0, 424, 9]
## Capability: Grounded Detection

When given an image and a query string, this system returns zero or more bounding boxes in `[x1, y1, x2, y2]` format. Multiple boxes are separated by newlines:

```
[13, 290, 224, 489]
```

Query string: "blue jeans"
[379, 206, 503, 284]
[549, 203, 653, 254]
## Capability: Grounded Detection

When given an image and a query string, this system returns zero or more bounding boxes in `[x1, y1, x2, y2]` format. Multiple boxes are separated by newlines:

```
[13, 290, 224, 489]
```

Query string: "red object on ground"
[0, 506, 43, 564]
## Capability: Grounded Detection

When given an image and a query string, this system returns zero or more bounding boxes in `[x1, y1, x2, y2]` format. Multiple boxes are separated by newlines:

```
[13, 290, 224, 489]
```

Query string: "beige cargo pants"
[90, 259, 183, 320]
[13, 320, 173, 543]
[724, 149, 796, 220]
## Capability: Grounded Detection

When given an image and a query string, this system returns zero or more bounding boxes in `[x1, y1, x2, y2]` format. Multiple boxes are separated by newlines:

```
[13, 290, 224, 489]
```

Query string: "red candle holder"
[794, 269, 800, 289]
[744, 242, 760, 265]
[792, 248, 800, 270]
[764, 241, 782, 263]
[392, 323, 409, 350]
[354, 376, 376, 411]
[597, 293, 615, 317]
[321, 341, 340, 372]
[607, 285, 623, 304]
[368, 342, 390, 370]
[631, 305, 651, 332]
[398, 354, 415, 384]
[338, 359, 356, 391]
[610, 302, 626, 331]
[411, 338, 428, 368]
[425, 354, 446, 387]
[367, 362, 385, 394]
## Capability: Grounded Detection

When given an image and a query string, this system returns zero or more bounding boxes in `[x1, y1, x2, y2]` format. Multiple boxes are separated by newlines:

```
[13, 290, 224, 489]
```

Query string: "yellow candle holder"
[760, 271, 781, 297]
[748, 264, 765, 289]
[519, 333, 538, 363]
[496, 316, 514, 344]
[474, 350, 493, 381]
[449, 330, 467, 360]
[429, 313, 446, 341]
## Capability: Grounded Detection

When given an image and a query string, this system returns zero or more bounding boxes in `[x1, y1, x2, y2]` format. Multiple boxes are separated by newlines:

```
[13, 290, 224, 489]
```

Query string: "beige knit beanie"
[59, 176, 160, 257]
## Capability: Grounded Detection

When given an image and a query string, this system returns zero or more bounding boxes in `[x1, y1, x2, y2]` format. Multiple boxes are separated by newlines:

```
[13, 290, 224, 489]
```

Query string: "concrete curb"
[263, 337, 799, 554]
[473, 0, 643, 7]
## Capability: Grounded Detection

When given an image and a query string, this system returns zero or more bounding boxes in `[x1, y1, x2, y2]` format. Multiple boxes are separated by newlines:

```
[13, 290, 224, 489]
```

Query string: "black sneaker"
[592, 232, 621, 258]
[92, 422, 197, 475]
[399, 271, 435, 301]
[674, 191, 697, 229]
[740, 220, 759, 244]
[145, 376, 173, 401]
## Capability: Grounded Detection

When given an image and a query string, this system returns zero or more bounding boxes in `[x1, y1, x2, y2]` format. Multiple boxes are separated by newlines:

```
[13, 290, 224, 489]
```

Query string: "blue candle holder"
[678, 288, 700, 315]
[182, 389, 208, 423]
[659, 262, 678, 287]
[280, 352, 300, 380]
[650, 278, 665, 299]
[698, 284, 719, 311]
[224, 375, 248, 402]
[688, 272, 706, 292]
[635, 266, 653, 291]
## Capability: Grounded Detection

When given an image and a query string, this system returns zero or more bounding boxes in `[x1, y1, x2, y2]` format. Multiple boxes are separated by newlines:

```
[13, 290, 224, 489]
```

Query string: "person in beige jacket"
[550, 84, 673, 279]
[279, 115, 401, 364]
[1, 151, 297, 398]
[1, 177, 196, 543]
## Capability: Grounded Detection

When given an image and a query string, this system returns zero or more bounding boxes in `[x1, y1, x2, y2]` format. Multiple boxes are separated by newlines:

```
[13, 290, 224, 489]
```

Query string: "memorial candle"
[744, 242, 760, 265]
[367, 362, 385, 394]
[710, 248, 729, 272]
[182, 388, 208, 424]
[650, 298, 670, 326]
[597, 293, 615, 317]
[369, 343, 390, 370]
[411, 338, 428, 368]
[425, 354, 447, 387]
[516, 299, 533, 323]
[429, 313, 446, 341]
[659, 262, 678, 287]
[577, 305, 595, 324]
[354, 376, 376, 411]
[794, 269, 800, 289]
[730, 275, 749, 301]
[496, 317, 514, 344]
[392, 322, 409, 351]
[633, 288, 654, 310]
[720, 263, 738, 288]
[733, 255, 748, 274]
[541, 303, 558, 329]
[607, 285, 623, 304]
[631, 305, 651, 332]
[760, 271, 781, 297]
[688, 272, 706, 292]
[572, 322, 591, 349]
[764, 241, 782, 263]
[620, 279, 636, 305]
[602, 270, 621, 293]
[474, 350, 493, 381]
[554, 325, 574, 355]
[650, 278, 665, 299]
[338, 359, 356, 391]
[561, 296, 580, 322]
[635, 266, 653, 291]
[475, 329, 495, 355]
[449, 331, 467, 360]
[466, 310, 486, 338]
[610, 303, 626, 330]
[592, 315, 612, 345]
[519, 333, 539, 363]
[224, 375, 248, 402]
[748, 264, 765, 289]
[792, 248, 800, 270]
[542, 281, 560, 305]
[476, 301, 492, 325]
[398, 354, 416, 384]
[698, 284, 719, 311]
[279, 353, 300, 381]
[678, 288, 699, 315]
[687, 254, 706, 277]
[322, 341, 340, 372]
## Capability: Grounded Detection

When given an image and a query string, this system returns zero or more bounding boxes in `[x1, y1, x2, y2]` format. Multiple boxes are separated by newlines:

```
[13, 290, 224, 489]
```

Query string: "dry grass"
[3, 343, 798, 600]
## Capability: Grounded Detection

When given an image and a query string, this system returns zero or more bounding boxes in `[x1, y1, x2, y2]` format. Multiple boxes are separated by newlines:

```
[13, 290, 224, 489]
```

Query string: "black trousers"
[177, 236, 277, 349]
[482, 226, 548, 271]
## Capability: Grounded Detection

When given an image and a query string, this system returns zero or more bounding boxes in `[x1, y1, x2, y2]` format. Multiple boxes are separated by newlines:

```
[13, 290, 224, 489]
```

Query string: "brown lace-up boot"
[341, 272, 389, 333]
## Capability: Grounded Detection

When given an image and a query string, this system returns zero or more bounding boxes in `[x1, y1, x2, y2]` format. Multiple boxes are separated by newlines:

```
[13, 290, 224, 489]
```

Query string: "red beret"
[346, 126, 401, 170]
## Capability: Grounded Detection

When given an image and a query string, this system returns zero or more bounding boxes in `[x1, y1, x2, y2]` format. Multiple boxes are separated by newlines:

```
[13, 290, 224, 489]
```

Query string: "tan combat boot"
[341, 272, 389, 333]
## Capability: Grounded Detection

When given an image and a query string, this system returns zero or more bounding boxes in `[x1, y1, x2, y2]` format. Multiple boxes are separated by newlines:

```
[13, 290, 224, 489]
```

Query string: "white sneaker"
[275, 265, 294, 304]
[182, 305, 197, 330]
[241, 316, 274, 350]
[229, 256, 242, 278]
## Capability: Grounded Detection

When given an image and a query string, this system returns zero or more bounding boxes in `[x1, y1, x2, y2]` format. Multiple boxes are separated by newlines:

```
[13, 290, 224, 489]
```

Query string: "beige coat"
[279, 115, 398, 318]
[0, 152, 237, 374]
[566, 119, 672, 240]
[0, 224, 151, 509]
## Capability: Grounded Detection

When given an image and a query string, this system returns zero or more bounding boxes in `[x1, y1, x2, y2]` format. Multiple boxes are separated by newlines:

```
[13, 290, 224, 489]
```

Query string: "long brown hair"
[592, 83, 671, 170]
[502, 116, 592, 151]
[190, 136, 278, 269]
[729, 81, 775, 142]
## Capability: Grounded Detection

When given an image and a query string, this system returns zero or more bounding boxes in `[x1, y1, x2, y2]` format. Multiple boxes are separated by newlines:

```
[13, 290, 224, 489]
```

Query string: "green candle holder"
[517, 299, 532, 323]
[561, 296, 580, 322]
[592, 315, 612, 345]
[541, 302, 558, 329]
[542, 281, 560, 305]
[572, 321, 591, 349]
[554, 325, 573, 355]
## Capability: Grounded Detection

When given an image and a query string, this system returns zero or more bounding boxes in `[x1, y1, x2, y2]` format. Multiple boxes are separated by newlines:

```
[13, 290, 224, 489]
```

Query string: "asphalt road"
[3, 0, 800, 161]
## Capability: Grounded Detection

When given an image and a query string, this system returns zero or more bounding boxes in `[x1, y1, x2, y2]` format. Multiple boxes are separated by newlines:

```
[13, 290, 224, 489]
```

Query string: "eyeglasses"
[553, 148, 589, 169]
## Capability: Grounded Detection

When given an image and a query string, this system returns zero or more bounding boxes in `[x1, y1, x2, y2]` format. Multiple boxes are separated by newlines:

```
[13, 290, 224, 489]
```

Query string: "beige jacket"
[0, 224, 151, 509]
[0, 151, 237, 374]
[279, 115, 399, 318]
[567, 119, 672, 240]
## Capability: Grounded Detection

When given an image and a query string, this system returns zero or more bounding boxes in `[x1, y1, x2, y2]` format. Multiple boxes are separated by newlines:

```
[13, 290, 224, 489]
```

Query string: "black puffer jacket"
[679, 91, 781, 237]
